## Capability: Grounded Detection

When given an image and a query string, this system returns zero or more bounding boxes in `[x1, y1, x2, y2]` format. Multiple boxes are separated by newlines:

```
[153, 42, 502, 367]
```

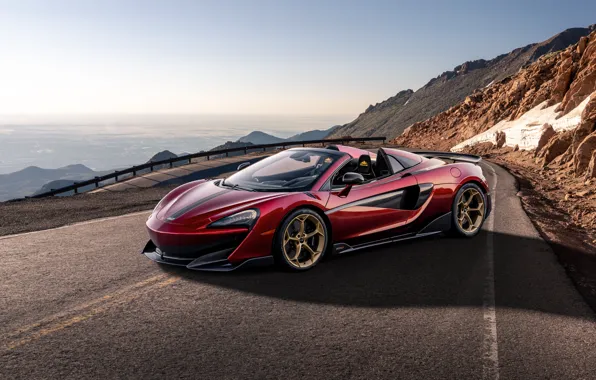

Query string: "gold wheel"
[282, 213, 326, 269]
[456, 188, 485, 233]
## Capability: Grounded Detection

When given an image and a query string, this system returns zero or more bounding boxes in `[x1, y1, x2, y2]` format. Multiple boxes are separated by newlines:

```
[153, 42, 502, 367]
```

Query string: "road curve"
[0, 162, 595, 379]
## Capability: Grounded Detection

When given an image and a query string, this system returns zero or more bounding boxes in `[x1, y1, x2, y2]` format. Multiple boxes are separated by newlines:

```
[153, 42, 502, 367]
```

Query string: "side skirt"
[187, 256, 274, 272]
[333, 212, 452, 255]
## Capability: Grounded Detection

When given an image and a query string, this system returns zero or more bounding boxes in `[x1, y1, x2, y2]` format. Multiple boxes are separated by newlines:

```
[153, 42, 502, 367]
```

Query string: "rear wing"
[413, 151, 482, 164]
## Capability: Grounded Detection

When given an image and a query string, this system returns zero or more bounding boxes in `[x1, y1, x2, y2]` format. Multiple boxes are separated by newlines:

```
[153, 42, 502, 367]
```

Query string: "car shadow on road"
[160, 230, 596, 320]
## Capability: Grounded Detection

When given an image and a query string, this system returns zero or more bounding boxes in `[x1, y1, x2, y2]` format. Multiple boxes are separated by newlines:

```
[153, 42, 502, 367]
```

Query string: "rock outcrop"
[495, 131, 507, 148]
[575, 131, 596, 175]
[535, 124, 556, 156]
[564, 96, 596, 163]
[537, 130, 574, 167]
[587, 151, 596, 179]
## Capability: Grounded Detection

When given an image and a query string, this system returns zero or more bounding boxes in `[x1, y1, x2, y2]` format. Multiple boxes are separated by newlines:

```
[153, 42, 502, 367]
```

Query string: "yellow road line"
[5, 274, 168, 339]
[3, 275, 178, 351]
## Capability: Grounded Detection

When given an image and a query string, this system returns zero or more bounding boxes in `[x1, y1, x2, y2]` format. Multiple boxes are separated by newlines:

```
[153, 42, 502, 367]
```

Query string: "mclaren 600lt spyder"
[142, 145, 491, 271]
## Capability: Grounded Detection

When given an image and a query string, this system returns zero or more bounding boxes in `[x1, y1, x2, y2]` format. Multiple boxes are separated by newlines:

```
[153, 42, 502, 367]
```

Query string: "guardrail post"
[188, 157, 191, 164]
[169, 161, 173, 168]
[95, 177, 100, 188]
[244, 147, 247, 154]
[207, 155, 210, 161]
[150, 164, 153, 172]
[263, 147, 266, 152]
[115, 171, 118, 181]
[74, 186, 78, 194]
[226, 152, 229, 157]
[133, 170, 136, 176]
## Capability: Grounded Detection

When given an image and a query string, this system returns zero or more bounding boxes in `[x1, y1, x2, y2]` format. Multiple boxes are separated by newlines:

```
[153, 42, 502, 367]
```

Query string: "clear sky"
[0, 0, 594, 117]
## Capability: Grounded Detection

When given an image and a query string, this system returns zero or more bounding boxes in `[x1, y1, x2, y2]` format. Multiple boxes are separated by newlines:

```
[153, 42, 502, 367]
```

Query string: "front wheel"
[450, 183, 487, 237]
[273, 209, 329, 271]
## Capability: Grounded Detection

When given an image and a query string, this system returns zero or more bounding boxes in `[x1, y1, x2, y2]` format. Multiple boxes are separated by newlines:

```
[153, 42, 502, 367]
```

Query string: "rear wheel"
[274, 209, 329, 271]
[450, 183, 487, 237]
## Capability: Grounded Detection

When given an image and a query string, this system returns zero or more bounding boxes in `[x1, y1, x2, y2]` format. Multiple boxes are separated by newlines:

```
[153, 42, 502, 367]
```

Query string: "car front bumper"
[141, 240, 273, 272]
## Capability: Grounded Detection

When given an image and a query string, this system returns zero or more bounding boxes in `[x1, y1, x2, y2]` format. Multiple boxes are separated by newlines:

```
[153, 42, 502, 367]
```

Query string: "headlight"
[209, 209, 259, 228]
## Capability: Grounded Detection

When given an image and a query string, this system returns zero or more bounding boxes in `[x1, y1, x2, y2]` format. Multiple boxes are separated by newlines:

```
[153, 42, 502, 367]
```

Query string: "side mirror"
[342, 172, 365, 185]
[338, 172, 364, 197]
[237, 162, 251, 171]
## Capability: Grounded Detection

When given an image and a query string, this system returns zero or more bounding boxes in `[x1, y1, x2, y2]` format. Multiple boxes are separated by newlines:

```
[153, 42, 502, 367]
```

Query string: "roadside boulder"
[568, 96, 596, 159]
[586, 151, 596, 179]
[538, 130, 573, 166]
[495, 131, 506, 148]
[535, 123, 556, 156]
[574, 131, 596, 175]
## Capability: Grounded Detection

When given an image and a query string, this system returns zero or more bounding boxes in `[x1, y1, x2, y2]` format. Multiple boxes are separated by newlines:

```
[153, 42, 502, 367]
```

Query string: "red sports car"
[142, 145, 491, 271]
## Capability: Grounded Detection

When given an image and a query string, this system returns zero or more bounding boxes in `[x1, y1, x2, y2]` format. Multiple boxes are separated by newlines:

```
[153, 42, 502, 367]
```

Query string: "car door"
[325, 171, 419, 248]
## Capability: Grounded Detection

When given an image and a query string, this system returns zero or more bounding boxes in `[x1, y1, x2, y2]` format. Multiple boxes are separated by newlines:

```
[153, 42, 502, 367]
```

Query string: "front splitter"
[141, 240, 274, 272]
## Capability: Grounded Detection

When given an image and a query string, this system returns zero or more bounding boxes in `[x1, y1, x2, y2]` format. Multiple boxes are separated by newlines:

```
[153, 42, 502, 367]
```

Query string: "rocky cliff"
[330, 26, 595, 140]
[394, 29, 596, 178]
[393, 29, 596, 233]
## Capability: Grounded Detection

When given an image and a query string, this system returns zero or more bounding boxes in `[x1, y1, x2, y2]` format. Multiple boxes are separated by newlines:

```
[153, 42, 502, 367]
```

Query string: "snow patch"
[452, 93, 593, 152]
[484, 80, 495, 88]
[403, 99, 410, 106]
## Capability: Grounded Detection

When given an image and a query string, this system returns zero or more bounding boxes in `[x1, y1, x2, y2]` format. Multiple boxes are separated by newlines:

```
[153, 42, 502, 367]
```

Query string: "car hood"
[156, 180, 285, 225]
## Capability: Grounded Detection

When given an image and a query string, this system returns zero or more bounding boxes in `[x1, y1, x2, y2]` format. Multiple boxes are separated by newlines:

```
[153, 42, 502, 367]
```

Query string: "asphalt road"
[1, 162, 595, 380]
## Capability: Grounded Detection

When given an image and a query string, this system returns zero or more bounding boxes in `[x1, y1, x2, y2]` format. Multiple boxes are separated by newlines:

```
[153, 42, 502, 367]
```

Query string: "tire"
[273, 208, 329, 271]
[450, 183, 487, 237]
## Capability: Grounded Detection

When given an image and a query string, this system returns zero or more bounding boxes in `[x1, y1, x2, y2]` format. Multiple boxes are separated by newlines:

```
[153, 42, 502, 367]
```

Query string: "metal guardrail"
[31, 136, 386, 198]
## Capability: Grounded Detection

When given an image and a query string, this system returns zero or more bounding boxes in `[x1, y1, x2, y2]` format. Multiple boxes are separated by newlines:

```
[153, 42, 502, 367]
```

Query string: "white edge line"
[482, 161, 500, 380]
[0, 210, 152, 240]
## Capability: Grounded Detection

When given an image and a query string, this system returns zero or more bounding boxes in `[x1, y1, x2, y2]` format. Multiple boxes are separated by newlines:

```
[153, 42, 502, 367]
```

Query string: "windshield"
[223, 150, 339, 192]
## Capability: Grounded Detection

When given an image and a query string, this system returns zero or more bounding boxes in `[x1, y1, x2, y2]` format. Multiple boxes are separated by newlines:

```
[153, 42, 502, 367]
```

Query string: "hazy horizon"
[0, 113, 349, 174]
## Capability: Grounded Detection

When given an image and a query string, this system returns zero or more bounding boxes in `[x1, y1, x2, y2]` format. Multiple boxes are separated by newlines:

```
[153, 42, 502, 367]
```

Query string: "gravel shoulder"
[0, 185, 175, 236]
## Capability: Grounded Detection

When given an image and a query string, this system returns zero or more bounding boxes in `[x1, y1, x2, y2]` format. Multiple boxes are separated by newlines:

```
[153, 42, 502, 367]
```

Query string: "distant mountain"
[146, 149, 186, 170]
[236, 126, 337, 145]
[204, 141, 253, 159]
[287, 126, 339, 141]
[32, 179, 99, 197]
[237, 131, 285, 145]
[0, 164, 109, 201]
[209, 141, 253, 151]
[329, 26, 596, 140]
[148, 150, 178, 162]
